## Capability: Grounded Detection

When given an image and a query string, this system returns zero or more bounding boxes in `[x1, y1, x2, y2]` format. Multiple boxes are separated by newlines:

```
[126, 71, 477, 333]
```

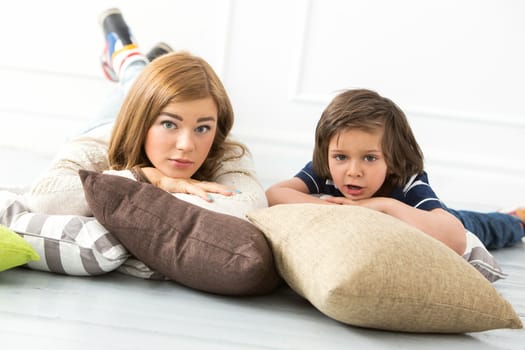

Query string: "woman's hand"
[141, 167, 236, 202]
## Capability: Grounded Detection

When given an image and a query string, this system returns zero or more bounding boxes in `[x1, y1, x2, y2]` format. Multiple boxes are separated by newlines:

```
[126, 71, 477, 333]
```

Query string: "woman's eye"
[195, 125, 211, 134]
[161, 121, 176, 129]
[334, 154, 346, 161]
[364, 155, 377, 162]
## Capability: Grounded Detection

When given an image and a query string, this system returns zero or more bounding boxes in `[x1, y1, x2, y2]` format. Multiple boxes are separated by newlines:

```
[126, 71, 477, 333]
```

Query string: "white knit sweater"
[25, 124, 268, 219]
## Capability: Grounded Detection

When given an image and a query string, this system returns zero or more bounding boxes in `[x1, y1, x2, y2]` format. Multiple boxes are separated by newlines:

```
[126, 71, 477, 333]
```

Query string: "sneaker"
[500, 207, 525, 240]
[502, 207, 525, 222]
[99, 8, 145, 82]
[146, 42, 174, 62]
[101, 41, 174, 82]
[514, 209, 525, 241]
[513, 208, 525, 222]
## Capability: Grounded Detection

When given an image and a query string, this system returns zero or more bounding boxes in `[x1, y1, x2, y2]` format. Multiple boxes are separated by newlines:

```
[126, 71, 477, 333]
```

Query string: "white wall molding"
[0, 1, 522, 208]
[287, 0, 525, 131]
[288, 0, 313, 103]
[218, 0, 236, 80]
[409, 107, 525, 128]
[427, 154, 525, 176]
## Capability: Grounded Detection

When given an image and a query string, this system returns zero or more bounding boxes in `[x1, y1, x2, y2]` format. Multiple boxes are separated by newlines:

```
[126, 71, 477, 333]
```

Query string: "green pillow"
[0, 224, 40, 272]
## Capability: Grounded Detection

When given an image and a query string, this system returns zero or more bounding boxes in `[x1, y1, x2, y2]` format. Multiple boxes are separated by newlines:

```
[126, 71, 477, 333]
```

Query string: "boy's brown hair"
[312, 89, 424, 189]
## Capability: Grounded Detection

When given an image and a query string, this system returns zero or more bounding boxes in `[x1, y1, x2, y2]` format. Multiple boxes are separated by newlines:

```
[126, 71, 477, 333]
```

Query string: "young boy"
[266, 89, 525, 254]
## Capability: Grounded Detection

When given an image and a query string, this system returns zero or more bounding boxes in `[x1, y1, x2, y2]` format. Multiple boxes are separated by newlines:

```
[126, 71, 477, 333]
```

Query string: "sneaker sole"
[98, 7, 122, 28]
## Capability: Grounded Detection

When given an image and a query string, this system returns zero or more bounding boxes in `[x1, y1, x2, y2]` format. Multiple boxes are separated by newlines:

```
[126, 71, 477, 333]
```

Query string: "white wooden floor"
[2, 108, 525, 348]
[1, 3, 524, 347]
[1, 144, 525, 349]
[1, 243, 524, 350]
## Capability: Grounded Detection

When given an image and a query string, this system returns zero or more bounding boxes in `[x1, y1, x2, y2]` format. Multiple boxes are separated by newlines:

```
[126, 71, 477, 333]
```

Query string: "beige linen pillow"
[246, 203, 522, 333]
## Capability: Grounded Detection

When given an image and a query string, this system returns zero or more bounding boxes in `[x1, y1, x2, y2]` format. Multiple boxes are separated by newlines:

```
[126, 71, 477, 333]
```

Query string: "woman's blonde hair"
[108, 51, 245, 180]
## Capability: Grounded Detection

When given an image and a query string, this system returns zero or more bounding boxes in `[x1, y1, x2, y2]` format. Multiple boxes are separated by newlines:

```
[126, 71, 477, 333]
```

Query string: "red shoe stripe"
[117, 51, 142, 72]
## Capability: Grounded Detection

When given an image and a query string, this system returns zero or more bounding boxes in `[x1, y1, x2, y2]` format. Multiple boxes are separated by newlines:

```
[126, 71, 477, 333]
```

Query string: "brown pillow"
[79, 170, 280, 296]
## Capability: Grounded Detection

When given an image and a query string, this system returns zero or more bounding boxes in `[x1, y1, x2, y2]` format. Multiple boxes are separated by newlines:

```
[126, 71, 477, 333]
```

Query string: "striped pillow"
[0, 191, 129, 275]
[116, 257, 168, 280]
[463, 230, 506, 282]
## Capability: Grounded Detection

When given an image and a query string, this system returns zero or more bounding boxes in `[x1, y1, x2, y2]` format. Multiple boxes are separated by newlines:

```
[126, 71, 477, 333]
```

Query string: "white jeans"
[77, 60, 147, 136]
[25, 60, 148, 216]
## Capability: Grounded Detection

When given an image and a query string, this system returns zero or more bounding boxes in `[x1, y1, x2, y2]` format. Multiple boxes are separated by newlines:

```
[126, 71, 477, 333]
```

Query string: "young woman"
[0, 8, 278, 291]
[24, 8, 267, 220]
[266, 89, 525, 253]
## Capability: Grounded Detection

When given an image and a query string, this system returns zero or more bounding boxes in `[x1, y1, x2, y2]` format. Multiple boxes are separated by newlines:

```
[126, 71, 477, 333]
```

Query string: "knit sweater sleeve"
[25, 125, 111, 216]
[25, 130, 267, 220]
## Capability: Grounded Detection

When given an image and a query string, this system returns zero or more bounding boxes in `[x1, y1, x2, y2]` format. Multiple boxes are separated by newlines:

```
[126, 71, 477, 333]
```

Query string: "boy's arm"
[382, 199, 465, 255]
[266, 177, 330, 206]
[327, 196, 466, 254]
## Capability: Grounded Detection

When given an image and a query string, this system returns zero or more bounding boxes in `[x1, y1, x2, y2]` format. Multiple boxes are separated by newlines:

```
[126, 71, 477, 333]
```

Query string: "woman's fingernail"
[207, 194, 214, 202]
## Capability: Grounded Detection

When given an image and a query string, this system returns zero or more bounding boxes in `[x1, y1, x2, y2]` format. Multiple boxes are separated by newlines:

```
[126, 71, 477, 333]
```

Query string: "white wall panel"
[0, 0, 523, 209]
[226, 0, 525, 209]
[0, 0, 233, 186]
[293, 0, 525, 116]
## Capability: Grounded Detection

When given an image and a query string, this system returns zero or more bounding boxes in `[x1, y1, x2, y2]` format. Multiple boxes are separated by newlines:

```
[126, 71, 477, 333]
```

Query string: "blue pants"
[447, 209, 524, 250]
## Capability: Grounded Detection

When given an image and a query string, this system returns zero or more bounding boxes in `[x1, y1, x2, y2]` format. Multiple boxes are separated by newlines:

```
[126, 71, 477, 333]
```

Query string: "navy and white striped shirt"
[295, 161, 445, 211]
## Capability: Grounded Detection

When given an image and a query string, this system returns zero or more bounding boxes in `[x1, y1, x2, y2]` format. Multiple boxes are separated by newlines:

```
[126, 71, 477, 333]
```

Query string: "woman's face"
[144, 97, 218, 179]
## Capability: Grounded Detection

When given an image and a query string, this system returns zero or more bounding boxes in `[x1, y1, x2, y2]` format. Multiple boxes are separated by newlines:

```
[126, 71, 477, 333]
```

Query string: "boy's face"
[327, 128, 388, 200]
